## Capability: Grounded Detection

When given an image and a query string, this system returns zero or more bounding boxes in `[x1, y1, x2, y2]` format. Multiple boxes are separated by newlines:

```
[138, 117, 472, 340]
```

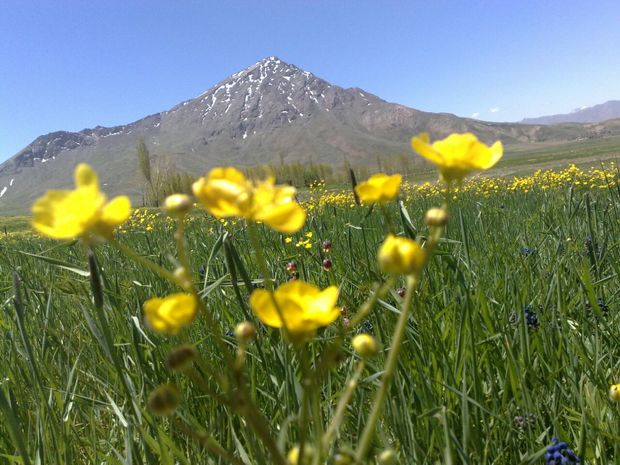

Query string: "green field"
[0, 161, 619, 464]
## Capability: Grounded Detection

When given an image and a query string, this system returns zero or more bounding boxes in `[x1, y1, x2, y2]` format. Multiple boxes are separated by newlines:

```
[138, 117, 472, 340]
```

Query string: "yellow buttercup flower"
[249, 280, 339, 339]
[192, 167, 306, 233]
[411, 132, 503, 182]
[31, 163, 131, 241]
[378, 234, 426, 275]
[143, 293, 197, 335]
[355, 173, 402, 204]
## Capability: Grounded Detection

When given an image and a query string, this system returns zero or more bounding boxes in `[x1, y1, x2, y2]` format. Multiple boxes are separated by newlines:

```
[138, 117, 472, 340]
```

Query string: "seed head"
[167, 344, 198, 371]
[147, 384, 180, 416]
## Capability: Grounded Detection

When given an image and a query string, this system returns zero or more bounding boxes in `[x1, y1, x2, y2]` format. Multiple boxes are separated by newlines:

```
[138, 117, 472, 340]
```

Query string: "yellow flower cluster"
[192, 167, 306, 233]
[301, 163, 618, 212]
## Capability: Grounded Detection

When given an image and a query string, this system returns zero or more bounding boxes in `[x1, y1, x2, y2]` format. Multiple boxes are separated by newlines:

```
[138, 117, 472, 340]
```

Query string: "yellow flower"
[355, 173, 402, 204]
[610, 384, 620, 402]
[378, 234, 426, 275]
[411, 132, 503, 182]
[143, 293, 197, 335]
[31, 163, 131, 240]
[249, 280, 339, 338]
[284, 237, 293, 244]
[192, 167, 306, 233]
[352, 334, 379, 358]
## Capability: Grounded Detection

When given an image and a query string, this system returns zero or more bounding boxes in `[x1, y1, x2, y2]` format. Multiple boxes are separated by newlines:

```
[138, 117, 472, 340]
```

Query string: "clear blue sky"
[1, 0, 619, 161]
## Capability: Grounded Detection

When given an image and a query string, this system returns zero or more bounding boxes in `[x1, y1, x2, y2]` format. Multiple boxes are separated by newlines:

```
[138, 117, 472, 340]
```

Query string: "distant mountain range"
[521, 100, 620, 124]
[2, 56, 620, 214]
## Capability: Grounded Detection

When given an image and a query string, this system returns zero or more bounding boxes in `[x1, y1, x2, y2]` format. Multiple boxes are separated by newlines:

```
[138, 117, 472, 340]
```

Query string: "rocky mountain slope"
[521, 100, 620, 124]
[2, 57, 620, 214]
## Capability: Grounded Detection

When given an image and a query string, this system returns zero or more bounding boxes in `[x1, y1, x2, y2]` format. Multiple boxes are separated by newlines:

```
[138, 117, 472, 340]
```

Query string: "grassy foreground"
[0, 163, 619, 464]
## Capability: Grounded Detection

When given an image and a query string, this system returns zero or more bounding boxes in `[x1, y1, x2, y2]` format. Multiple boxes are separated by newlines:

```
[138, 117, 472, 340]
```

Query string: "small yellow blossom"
[355, 173, 402, 204]
[31, 163, 131, 241]
[610, 384, 620, 401]
[143, 293, 197, 335]
[411, 132, 503, 182]
[378, 234, 426, 275]
[285, 237, 293, 244]
[352, 334, 379, 358]
[249, 280, 339, 339]
[287, 444, 315, 465]
[192, 167, 306, 233]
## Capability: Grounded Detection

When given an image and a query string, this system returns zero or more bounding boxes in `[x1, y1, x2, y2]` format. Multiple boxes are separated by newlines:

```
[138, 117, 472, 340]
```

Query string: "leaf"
[19, 251, 90, 277]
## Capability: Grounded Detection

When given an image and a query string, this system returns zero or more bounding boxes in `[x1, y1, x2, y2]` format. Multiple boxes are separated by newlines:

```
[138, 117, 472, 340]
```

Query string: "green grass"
[0, 175, 619, 464]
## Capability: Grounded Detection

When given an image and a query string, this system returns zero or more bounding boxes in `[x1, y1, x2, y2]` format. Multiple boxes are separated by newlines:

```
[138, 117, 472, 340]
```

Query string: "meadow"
[0, 158, 619, 464]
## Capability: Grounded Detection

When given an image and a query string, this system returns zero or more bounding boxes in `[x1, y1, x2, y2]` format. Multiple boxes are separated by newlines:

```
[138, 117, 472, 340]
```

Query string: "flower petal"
[249, 289, 284, 328]
[101, 196, 131, 227]
[411, 133, 444, 165]
[75, 163, 99, 189]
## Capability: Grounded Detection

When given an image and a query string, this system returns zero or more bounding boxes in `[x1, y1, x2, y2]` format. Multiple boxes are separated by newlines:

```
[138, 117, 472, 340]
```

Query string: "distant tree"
[137, 137, 152, 184]
[136, 137, 156, 206]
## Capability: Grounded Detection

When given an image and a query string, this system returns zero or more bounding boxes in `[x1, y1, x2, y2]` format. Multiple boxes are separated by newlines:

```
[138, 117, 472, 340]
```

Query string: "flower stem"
[348, 277, 396, 330]
[354, 274, 416, 463]
[246, 222, 273, 291]
[109, 238, 178, 284]
[322, 360, 365, 450]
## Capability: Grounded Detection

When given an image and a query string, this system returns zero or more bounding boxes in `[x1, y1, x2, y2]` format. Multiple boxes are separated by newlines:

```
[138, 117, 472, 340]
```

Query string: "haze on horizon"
[1, 0, 619, 161]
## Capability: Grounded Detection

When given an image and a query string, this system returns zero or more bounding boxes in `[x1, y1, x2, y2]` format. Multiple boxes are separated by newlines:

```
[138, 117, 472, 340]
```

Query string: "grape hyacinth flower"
[544, 438, 580, 464]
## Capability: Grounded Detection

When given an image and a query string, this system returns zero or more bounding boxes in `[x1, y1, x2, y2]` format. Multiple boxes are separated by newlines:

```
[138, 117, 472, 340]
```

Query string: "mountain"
[521, 100, 620, 124]
[2, 57, 620, 214]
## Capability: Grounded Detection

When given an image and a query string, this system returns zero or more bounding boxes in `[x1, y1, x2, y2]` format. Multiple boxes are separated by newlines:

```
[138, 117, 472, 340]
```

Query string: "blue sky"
[1, 0, 619, 160]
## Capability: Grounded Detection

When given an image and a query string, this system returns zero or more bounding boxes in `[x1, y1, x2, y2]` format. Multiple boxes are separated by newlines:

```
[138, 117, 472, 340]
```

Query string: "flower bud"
[396, 287, 406, 298]
[167, 344, 198, 371]
[173, 266, 193, 291]
[425, 207, 449, 227]
[234, 321, 256, 343]
[333, 450, 354, 465]
[378, 234, 426, 276]
[377, 449, 397, 465]
[163, 194, 193, 217]
[322, 258, 332, 271]
[352, 334, 379, 359]
[610, 384, 620, 401]
[286, 261, 298, 273]
[322, 240, 332, 253]
[147, 383, 180, 416]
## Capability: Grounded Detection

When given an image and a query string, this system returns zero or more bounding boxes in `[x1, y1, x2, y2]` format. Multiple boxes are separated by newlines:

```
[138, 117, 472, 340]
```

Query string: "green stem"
[354, 274, 416, 463]
[110, 238, 178, 284]
[348, 277, 396, 330]
[322, 360, 366, 450]
[246, 221, 292, 338]
[174, 419, 246, 465]
[246, 222, 273, 291]
[175, 218, 189, 271]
